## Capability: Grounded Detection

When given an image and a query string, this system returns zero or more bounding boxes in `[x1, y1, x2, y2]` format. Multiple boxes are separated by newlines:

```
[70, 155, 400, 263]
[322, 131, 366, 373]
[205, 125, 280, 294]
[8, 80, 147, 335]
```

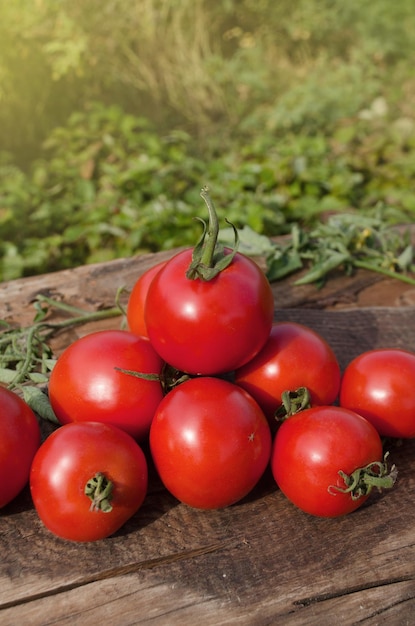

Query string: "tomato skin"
[48, 330, 164, 441]
[149, 377, 272, 509]
[127, 261, 166, 338]
[0, 387, 41, 508]
[144, 248, 274, 375]
[234, 322, 341, 422]
[340, 348, 415, 438]
[271, 406, 384, 517]
[30, 421, 148, 542]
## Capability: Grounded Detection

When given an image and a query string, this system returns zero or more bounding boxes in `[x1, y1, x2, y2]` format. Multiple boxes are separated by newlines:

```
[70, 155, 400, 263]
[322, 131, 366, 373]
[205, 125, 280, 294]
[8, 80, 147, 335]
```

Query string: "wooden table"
[1, 249, 415, 625]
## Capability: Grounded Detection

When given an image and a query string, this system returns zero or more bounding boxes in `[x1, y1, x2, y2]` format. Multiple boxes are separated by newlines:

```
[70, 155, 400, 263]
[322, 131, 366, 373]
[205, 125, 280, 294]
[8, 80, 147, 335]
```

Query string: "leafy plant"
[219, 212, 415, 287]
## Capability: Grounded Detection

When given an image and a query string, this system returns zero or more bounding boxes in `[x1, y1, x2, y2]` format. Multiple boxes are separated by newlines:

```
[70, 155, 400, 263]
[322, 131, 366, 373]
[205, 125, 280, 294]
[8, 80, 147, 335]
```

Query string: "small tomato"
[30, 421, 148, 542]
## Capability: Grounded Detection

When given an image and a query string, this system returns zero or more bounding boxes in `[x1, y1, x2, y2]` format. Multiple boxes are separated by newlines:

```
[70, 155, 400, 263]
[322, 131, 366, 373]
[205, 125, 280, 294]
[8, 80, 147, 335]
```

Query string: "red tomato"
[271, 406, 392, 517]
[150, 377, 272, 509]
[234, 322, 341, 422]
[48, 330, 164, 440]
[127, 260, 166, 337]
[340, 348, 415, 438]
[30, 421, 148, 542]
[0, 386, 41, 508]
[144, 248, 274, 375]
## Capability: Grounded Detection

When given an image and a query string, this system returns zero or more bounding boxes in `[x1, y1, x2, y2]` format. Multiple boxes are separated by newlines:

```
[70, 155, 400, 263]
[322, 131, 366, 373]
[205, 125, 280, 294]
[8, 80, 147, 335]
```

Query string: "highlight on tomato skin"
[339, 348, 415, 439]
[271, 405, 396, 518]
[149, 376, 272, 510]
[234, 322, 341, 423]
[30, 421, 148, 542]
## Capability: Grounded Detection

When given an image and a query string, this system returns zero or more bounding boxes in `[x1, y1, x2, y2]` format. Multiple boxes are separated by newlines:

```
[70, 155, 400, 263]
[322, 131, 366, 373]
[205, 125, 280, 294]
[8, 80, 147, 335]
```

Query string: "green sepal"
[275, 387, 312, 420]
[328, 452, 398, 501]
[84, 472, 113, 513]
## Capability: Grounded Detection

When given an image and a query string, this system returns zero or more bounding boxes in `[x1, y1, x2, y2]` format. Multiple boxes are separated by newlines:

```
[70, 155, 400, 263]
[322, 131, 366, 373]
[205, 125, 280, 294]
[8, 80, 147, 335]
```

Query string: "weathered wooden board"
[1, 252, 415, 625]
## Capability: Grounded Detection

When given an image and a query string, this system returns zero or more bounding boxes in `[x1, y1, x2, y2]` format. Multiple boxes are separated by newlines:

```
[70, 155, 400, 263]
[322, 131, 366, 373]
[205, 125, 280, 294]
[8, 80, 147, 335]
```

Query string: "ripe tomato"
[340, 348, 415, 438]
[127, 260, 166, 337]
[30, 421, 148, 542]
[150, 377, 272, 509]
[48, 330, 164, 440]
[271, 406, 393, 517]
[144, 248, 274, 375]
[234, 322, 341, 422]
[0, 386, 41, 508]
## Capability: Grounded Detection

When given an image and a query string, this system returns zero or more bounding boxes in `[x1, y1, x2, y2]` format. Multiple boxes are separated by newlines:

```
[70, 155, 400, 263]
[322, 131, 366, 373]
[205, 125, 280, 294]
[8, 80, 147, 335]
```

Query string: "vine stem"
[41, 306, 122, 339]
[352, 260, 415, 285]
[2, 300, 123, 388]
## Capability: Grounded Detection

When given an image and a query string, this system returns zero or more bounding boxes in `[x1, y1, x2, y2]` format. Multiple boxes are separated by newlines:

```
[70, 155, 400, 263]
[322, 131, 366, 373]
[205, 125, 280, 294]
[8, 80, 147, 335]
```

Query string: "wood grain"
[1, 252, 415, 625]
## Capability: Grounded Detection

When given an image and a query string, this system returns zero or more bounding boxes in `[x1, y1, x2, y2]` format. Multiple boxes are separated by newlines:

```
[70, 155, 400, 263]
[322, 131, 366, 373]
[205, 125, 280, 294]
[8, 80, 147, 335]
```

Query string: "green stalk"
[199, 186, 219, 268]
[353, 260, 415, 286]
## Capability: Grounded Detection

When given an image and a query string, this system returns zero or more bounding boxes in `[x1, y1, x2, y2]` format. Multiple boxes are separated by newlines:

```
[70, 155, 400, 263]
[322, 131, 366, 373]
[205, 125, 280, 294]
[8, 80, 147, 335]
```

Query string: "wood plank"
[1, 253, 415, 625]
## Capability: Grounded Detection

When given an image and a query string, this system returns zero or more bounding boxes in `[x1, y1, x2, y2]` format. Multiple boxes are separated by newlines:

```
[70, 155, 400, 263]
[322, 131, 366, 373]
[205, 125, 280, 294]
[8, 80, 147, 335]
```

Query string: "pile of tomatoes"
[1, 191, 414, 542]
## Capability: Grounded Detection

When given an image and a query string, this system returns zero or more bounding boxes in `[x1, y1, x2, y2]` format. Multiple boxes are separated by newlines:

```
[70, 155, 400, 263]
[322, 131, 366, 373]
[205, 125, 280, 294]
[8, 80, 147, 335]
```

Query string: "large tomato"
[0, 386, 41, 508]
[149, 377, 272, 509]
[127, 260, 166, 338]
[48, 330, 164, 440]
[30, 421, 148, 542]
[144, 248, 274, 375]
[271, 406, 394, 517]
[234, 322, 341, 422]
[340, 348, 415, 438]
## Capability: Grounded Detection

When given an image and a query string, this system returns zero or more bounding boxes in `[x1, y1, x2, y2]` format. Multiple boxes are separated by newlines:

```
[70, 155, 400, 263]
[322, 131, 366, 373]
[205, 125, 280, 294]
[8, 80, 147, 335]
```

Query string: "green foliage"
[1, 0, 415, 281]
[2, 100, 415, 281]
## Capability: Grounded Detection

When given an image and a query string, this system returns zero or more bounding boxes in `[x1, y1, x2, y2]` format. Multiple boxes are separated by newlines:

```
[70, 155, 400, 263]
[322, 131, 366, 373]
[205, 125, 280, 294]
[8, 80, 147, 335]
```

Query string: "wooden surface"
[1, 249, 415, 626]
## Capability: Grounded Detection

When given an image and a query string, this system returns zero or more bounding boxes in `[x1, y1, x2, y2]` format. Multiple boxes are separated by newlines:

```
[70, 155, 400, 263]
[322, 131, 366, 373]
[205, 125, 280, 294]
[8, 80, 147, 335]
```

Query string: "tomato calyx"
[275, 387, 311, 421]
[186, 186, 239, 281]
[329, 453, 398, 501]
[84, 472, 113, 512]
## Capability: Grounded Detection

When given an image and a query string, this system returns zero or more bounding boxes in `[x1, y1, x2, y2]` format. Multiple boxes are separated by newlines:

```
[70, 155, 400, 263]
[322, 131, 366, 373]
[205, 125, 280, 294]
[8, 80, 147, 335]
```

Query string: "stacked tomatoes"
[3, 190, 412, 542]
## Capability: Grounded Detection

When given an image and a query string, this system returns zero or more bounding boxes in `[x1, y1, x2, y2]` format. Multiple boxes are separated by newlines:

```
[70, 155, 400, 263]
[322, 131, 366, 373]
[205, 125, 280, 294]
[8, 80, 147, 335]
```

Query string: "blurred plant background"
[1, 0, 415, 281]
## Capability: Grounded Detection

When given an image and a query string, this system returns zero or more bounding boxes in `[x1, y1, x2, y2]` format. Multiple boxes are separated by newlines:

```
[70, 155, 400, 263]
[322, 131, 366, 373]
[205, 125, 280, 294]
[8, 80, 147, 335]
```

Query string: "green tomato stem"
[85, 472, 113, 512]
[186, 187, 239, 281]
[199, 186, 219, 268]
[329, 453, 398, 501]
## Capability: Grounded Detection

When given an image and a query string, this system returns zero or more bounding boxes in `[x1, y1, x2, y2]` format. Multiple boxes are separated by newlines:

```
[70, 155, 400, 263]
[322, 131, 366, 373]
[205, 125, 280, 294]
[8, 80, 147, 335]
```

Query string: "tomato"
[271, 406, 394, 517]
[340, 348, 415, 438]
[149, 377, 272, 509]
[144, 248, 274, 375]
[127, 260, 166, 337]
[0, 386, 41, 508]
[234, 322, 341, 422]
[30, 421, 148, 542]
[48, 330, 164, 440]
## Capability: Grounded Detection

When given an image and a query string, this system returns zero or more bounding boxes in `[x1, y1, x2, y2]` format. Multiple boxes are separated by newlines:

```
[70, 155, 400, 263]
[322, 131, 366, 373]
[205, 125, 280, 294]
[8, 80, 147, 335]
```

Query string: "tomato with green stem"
[150, 376, 272, 509]
[144, 188, 274, 375]
[48, 330, 164, 440]
[30, 421, 148, 542]
[271, 405, 397, 517]
[234, 321, 341, 423]
[0, 386, 41, 508]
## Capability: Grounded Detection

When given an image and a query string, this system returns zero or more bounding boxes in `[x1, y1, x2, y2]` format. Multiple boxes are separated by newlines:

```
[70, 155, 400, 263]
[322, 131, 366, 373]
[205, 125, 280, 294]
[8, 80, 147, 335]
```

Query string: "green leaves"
[221, 213, 415, 287]
[21, 386, 59, 424]
[2, 96, 415, 282]
[0, 294, 123, 389]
